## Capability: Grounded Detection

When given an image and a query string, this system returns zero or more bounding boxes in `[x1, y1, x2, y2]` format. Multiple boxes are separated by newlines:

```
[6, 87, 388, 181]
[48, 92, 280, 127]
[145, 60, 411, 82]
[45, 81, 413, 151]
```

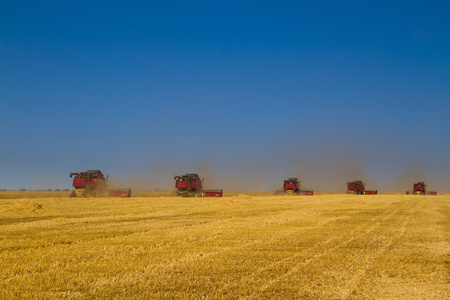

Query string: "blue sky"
[1, 1, 449, 192]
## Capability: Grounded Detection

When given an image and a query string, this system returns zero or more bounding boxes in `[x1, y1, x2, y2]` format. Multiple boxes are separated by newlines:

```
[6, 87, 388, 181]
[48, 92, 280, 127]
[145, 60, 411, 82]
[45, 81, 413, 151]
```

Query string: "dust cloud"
[104, 154, 449, 193]
[101, 139, 449, 193]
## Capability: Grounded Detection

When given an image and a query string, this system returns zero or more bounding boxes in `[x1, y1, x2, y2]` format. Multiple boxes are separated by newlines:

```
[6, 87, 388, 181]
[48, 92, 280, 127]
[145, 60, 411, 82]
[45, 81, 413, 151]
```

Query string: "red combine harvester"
[413, 182, 426, 195]
[406, 182, 437, 195]
[283, 178, 299, 194]
[70, 170, 131, 197]
[174, 173, 223, 197]
[347, 180, 365, 194]
[282, 178, 314, 195]
[347, 180, 378, 195]
[174, 174, 202, 197]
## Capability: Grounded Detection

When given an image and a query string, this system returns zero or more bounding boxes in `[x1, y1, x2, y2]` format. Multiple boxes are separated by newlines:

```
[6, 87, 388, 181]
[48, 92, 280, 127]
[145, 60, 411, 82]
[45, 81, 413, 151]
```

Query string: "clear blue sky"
[1, 1, 449, 192]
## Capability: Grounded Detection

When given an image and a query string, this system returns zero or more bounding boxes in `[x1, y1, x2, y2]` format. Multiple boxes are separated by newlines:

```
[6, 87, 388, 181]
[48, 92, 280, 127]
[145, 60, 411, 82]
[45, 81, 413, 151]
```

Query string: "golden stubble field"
[0, 192, 448, 299]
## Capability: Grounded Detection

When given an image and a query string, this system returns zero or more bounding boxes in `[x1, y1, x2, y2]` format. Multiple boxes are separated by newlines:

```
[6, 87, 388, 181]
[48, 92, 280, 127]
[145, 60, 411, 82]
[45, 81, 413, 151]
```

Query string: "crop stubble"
[0, 192, 448, 299]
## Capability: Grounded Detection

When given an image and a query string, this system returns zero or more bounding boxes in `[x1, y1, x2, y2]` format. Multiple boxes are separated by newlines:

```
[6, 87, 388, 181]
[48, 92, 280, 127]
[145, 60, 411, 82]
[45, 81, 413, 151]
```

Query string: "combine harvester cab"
[70, 170, 131, 197]
[174, 174, 223, 197]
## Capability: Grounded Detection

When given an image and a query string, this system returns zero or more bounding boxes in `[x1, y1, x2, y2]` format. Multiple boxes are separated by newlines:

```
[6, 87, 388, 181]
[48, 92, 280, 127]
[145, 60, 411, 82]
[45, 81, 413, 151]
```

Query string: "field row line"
[133, 199, 343, 279]
[339, 201, 414, 299]
[254, 200, 415, 295]
[214, 202, 411, 294]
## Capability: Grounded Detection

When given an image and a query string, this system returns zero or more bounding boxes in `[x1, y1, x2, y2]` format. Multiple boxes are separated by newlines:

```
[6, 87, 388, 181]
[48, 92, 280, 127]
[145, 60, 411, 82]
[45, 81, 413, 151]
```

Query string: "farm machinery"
[283, 178, 299, 194]
[69, 170, 131, 197]
[282, 178, 314, 195]
[413, 182, 426, 195]
[347, 180, 378, 195]
[406, 182, 437, 195]
[174, 173, 223, 197]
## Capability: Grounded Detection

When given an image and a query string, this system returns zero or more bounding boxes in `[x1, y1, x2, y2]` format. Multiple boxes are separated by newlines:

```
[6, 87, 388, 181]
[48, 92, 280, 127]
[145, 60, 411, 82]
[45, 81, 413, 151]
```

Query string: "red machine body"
[347, 180, 365, 194]
[413, 182, 426, 195]
[72, 170, 105, 188]
[70, 170, 131, 197]
[284, 178, 300, 194]
[174, 174, 203, 197]
[282, 178, 314, 195]
[174, 174, 223, 197]
[347, 180, 378, 195]
[70, 170, 106, 197]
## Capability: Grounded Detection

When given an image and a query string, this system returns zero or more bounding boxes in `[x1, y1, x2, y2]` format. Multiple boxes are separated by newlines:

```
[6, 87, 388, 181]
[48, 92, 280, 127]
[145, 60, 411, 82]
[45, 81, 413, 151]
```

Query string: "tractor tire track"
[215, 202, 409, 295]
[137, 199, 332, 278]
[137, 197, 370, 286]
[250, 200, 415, 296]
[340, 207, 412, 299]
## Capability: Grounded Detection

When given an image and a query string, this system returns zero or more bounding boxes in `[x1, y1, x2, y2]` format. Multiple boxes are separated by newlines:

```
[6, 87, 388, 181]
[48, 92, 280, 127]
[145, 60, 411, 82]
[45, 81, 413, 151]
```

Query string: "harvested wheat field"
[0, 192, 448, 299]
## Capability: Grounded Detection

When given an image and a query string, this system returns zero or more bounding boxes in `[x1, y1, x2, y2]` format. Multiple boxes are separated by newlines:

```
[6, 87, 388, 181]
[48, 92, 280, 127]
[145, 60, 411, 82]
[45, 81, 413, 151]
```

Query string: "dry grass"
[0, 193, 448, 299]
[0, 191, 71, 199]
